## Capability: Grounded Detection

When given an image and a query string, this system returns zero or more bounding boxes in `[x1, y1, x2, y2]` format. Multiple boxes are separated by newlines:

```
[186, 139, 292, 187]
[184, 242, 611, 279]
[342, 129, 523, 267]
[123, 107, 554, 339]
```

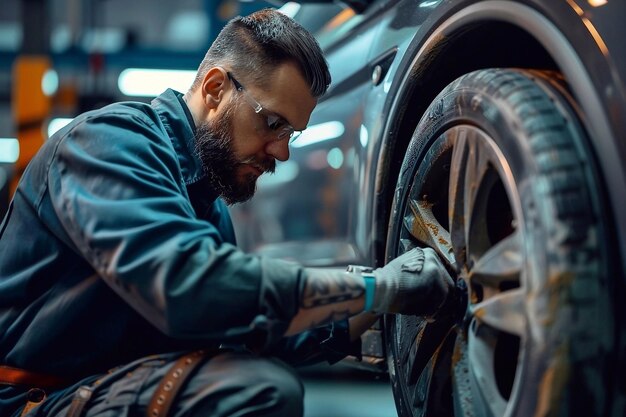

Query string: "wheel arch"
[372, 0, 626, 277]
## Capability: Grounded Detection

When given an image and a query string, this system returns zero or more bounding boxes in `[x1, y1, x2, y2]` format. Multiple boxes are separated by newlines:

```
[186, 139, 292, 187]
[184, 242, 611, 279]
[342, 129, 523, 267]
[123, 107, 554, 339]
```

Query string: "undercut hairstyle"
[189, 8, 331, 98]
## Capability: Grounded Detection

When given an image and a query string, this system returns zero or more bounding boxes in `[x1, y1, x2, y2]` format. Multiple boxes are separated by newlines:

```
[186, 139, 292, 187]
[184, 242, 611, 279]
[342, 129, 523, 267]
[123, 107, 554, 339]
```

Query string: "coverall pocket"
[36, 355, 170, 417]
[81, 358, 164, 417]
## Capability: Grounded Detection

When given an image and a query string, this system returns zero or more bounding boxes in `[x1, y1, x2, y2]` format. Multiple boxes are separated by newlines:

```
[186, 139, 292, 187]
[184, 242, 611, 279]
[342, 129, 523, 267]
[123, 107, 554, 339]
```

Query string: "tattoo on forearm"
[309, 309, 352, 328]
[301, 271, 364, 308]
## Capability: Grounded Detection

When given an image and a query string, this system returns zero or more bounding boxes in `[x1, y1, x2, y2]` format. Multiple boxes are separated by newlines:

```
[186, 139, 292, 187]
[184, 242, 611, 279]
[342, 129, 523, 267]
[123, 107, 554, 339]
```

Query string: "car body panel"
[230, 0, 626, 275]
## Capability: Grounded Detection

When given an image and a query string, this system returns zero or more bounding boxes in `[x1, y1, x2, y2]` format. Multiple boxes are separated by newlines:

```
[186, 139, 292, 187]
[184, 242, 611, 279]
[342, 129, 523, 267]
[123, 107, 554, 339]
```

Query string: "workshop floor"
[299, 363, 398, 417]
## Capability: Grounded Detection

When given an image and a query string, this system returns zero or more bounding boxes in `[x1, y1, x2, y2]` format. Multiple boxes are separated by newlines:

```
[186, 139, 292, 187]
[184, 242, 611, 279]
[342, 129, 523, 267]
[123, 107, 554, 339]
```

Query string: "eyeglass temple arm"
[227, 72, 263, 114]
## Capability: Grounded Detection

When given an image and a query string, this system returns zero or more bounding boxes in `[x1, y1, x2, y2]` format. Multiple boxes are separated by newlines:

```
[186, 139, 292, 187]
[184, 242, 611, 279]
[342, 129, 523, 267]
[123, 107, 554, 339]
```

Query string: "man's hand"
[370, 247, 454, 316]
[284, 247, 454, 337]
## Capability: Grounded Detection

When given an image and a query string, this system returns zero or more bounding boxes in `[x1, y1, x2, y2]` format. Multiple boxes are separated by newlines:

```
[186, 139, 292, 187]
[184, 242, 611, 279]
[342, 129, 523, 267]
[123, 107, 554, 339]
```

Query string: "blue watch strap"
[362, 273, 376, 312]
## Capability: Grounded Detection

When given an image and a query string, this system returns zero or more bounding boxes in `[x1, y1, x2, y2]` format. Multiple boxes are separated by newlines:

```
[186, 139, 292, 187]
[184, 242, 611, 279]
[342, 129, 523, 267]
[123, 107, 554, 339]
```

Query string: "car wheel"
[384, 68, 614, 417]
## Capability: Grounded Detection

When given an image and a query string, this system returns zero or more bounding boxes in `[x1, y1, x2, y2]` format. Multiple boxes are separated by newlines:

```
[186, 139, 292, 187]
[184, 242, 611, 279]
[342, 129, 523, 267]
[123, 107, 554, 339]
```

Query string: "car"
[228, 1, 626, 416]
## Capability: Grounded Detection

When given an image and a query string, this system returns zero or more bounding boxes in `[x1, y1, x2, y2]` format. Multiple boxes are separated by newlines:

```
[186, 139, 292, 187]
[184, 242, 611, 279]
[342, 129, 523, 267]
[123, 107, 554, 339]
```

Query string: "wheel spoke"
[464, 133, 500, 262]
[449, 129, 470, 268]
[468, 321, 507, 417]
[470, 231, 522, 287]
[405, 317, 456, 385]
[472, 288, 526, 336]
[408, 326, 457, 413]
[464, 135, 494, 218]
[404, 198, 455, 268]
[424, 329, 457, 415]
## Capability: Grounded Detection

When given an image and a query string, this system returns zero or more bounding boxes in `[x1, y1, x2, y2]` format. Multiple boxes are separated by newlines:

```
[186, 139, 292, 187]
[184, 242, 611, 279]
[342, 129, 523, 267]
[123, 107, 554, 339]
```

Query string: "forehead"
[252, 62, 317, 131]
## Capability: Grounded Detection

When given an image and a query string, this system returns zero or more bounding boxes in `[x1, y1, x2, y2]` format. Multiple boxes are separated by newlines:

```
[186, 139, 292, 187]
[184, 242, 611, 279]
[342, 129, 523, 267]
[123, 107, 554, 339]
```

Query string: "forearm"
[284, 268, 365, 337]
[348, 312, 380, 341]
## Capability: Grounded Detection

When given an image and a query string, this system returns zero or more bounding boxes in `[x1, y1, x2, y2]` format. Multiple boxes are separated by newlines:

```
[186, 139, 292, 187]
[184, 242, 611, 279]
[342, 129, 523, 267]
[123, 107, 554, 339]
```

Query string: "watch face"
[346, 265, 374, 274]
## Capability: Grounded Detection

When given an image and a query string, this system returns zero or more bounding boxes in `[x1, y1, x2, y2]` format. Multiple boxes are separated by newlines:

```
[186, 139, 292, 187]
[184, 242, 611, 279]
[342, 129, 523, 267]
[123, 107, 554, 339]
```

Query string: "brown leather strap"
[0, 365, 71, 389]
[146, 350, 209, 417]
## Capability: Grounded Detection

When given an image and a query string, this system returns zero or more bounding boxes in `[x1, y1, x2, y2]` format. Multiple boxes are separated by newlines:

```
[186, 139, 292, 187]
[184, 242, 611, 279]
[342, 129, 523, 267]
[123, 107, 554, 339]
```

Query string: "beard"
[194, 101, 275, 205]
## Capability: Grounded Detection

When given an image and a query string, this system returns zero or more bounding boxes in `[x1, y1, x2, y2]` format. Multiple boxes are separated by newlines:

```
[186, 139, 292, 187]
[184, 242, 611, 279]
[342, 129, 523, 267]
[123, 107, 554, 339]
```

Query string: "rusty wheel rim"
[393, 125, 526, 417]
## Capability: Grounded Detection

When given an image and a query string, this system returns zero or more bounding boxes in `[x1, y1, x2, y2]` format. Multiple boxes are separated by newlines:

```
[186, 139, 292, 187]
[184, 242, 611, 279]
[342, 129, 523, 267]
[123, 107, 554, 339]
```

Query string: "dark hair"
[189, 8, 331, 98]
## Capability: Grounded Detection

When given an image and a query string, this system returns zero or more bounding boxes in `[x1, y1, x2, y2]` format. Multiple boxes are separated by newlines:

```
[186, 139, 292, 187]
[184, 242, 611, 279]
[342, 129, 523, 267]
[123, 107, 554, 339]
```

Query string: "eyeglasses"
[227, 72, 302, 143]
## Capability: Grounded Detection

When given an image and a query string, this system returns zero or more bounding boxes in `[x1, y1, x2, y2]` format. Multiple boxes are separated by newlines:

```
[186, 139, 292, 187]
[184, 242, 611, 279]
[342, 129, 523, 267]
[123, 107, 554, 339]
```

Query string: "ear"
[200, 67, 229, 110]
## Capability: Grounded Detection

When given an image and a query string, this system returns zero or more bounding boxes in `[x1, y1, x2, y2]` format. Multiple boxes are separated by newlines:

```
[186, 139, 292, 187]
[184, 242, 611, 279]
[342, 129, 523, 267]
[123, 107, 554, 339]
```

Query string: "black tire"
[384, 68, 615, 417]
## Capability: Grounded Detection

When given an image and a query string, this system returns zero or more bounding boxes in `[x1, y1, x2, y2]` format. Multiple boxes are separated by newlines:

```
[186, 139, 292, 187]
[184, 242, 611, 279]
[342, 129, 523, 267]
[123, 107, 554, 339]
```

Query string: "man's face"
[194, 97, 276, 205]
[195, 62, 317, 205]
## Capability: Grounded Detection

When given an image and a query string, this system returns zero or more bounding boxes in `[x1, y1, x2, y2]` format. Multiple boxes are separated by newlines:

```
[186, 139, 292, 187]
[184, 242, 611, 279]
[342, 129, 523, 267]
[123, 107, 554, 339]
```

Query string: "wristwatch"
[346, 265, 376, 312]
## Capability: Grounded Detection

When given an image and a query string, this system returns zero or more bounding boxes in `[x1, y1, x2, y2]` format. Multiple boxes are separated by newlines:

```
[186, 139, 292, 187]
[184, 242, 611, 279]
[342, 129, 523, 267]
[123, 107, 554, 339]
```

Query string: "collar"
[151, 89, 205, 186]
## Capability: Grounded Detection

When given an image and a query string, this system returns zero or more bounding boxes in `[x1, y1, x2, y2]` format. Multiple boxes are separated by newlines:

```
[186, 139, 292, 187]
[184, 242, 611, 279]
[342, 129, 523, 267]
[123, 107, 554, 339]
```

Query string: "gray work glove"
[370, 247, 454, 316]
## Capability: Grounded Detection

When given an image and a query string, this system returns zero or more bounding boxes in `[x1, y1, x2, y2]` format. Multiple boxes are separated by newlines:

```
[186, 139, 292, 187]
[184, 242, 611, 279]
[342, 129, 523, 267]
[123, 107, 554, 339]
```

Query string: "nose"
[265, 138, 290, 162]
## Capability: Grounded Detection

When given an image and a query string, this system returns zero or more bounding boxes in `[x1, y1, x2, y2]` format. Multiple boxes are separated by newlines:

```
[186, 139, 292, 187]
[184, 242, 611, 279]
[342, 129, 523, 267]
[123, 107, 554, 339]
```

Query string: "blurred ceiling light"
[51, 25, 71, 53]
[588, 0, 608, 6]
[0, 23, 21, 51]
[278, 2, 301, 18]
[420, 1, 441, 7]
[48, 118, 73, 138]
[166, 12, 209, 50]
[82, 28, 126, 53]
[359, 125, 368, 148]
[42, 69, 59, 97]
[291, 121, 345, 148]
[0, 138, 19, 164]
[327, 147, 344, 169]
[118, 69, 196, 97]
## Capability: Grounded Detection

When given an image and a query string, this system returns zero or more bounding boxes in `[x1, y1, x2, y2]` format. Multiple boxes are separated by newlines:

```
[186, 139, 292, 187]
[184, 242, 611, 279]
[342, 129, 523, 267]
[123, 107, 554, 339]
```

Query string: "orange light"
[322, 8, 356, 32]
[588, 0, 608, 7]
[11, 55, 52, 197]
[12, 56, 52, 127]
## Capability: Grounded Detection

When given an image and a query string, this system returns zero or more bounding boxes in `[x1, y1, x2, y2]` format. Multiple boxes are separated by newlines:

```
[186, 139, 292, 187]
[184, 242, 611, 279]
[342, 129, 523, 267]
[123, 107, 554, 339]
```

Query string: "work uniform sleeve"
[264, 319, 362, 366]
[46, 111, 303, 346]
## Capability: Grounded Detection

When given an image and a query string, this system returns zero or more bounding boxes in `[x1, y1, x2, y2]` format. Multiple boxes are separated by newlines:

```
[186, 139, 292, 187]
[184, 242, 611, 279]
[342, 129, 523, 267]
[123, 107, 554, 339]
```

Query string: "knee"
[242, 357, 304, 417]
[181, 352, 304, 417]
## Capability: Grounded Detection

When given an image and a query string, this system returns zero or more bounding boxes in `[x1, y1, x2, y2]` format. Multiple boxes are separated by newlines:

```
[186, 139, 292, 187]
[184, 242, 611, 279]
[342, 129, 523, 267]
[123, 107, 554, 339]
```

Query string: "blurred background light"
[292, 121, 344, 148]
[118, 68, 196, 97]
[47, 118, 74, 138]
[165, 12, 209, 51]
[42, 69, 59, 97]
[278, 2, 302, 18]
[257, 160, 299, 188]
[359, 125, 368, 148]
[327, 147, 344, 169]
[0, 138, 19, 164]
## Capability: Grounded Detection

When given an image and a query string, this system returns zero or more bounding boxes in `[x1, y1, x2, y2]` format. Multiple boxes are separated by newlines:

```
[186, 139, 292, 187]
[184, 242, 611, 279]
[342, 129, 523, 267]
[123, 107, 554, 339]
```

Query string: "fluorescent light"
[0, 138, 19, 163]
[48, 118, 73, 138]
[278, 2, 301, 18]
[291, 121, 345, 148]
[118, 68, 196, 97]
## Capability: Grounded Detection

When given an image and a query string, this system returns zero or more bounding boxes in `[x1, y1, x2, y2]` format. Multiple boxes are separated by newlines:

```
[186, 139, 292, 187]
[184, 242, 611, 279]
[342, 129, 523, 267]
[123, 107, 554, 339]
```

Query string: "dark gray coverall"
[0, 89, 359, 416]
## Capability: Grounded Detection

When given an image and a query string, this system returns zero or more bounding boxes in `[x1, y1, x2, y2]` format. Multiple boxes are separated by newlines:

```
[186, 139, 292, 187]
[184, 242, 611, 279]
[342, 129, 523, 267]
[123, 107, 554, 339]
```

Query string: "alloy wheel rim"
[395, 124, 528, 417]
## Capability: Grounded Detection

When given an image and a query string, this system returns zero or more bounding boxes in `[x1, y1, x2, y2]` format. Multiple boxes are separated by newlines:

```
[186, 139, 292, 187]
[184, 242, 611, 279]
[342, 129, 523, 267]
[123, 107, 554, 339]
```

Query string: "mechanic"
[0, 8, 454, 417]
